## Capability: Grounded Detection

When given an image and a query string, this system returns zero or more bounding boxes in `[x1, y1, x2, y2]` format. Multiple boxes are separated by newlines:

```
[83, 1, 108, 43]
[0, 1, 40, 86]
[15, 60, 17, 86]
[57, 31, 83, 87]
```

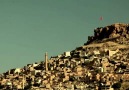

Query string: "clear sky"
[0, 0, 129, 73]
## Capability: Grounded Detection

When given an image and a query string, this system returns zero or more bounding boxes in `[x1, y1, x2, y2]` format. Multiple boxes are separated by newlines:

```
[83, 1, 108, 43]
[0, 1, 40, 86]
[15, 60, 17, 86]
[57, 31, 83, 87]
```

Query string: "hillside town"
[0, 23, 129, 90]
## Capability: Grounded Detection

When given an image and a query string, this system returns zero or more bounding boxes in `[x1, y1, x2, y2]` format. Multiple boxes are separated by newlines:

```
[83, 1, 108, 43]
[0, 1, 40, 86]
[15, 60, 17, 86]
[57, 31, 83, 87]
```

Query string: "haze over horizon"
[0, 0, 129, 73]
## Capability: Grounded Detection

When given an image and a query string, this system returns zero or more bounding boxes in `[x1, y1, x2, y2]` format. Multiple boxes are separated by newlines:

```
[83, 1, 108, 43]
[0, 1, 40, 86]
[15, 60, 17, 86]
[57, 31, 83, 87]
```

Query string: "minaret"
[22, 75, 25, 89]
[8, 70, 10, 75]
[45, 52, 48, 71]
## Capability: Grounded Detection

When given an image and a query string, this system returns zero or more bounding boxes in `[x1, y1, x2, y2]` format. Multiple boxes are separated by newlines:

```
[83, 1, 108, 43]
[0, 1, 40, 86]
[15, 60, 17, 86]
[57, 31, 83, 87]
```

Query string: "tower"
[45, 52, 48, 71]
[22, 75, 25, 89]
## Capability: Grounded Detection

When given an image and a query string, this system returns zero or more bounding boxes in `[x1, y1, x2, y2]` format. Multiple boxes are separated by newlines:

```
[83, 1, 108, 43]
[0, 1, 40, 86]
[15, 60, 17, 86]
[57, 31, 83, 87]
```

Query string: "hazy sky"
[0, 0, 129, 73]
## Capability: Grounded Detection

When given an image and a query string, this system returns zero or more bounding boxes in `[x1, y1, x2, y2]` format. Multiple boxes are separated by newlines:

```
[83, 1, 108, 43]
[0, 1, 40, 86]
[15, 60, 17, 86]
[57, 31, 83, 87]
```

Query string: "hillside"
[0, 23, 129, 90]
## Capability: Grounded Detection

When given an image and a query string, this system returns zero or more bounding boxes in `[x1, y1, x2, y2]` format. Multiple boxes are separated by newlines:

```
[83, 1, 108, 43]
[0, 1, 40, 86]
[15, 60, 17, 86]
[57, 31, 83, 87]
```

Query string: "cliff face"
[85, 23, 129, 45]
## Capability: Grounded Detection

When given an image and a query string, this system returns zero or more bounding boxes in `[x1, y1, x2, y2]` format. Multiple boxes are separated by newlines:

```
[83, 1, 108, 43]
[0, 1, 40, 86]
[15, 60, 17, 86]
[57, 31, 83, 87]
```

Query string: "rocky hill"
[0, 23, 129, 90]
[86, 23, 129, 45]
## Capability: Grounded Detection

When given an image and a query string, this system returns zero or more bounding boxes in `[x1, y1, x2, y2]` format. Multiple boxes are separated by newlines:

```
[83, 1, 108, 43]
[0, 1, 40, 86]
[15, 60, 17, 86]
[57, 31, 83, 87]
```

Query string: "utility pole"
[45, 52, 48, 71]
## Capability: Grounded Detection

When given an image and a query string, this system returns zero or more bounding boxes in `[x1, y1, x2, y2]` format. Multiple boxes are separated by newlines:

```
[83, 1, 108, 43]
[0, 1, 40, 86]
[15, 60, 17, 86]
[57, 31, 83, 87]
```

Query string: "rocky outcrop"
[85, 23, 129, 45]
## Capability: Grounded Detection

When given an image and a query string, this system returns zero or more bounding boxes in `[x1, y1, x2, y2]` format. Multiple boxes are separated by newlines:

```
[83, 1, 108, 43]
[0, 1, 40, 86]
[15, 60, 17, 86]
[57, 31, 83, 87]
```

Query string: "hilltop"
[86, 23, 129, 45]
[0, 23, 129, 90]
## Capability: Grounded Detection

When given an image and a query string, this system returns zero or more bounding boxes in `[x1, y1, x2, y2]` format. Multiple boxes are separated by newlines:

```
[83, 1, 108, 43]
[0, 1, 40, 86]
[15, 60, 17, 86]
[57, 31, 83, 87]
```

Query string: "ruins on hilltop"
[0, 23, 129, 90]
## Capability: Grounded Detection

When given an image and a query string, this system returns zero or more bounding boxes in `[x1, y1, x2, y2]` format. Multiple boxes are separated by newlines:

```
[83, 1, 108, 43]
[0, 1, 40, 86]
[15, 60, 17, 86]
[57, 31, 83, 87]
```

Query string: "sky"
[0, 0, 129, 73]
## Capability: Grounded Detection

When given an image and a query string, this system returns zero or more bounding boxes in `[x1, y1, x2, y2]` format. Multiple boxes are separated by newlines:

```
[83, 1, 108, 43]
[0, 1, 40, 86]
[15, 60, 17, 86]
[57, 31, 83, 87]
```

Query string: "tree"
[112, 82, 121, 90]
[69, 76, 75, 82]
[0, 84, 4, 89]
